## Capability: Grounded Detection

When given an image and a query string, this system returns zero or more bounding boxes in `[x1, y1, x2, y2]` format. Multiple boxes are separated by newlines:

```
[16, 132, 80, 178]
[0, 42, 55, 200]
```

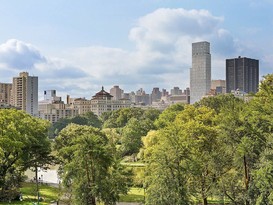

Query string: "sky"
[0, 0, 272, 100]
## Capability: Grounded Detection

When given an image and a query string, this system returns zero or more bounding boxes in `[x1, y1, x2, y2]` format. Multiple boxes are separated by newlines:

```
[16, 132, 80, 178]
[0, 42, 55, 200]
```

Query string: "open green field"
[119, 187, 145, 203]
[0, 183, 59, 205]
[1, 182, 229, 205]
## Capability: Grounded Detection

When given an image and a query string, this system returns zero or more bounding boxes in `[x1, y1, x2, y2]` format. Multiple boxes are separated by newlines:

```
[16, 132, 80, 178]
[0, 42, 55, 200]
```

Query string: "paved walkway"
[50, 202, 141, 205]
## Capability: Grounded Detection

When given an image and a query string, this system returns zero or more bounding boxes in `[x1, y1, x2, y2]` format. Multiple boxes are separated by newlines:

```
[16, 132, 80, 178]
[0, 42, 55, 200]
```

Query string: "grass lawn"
[119, 187, 145, 203]
[0, 182, 59, 205]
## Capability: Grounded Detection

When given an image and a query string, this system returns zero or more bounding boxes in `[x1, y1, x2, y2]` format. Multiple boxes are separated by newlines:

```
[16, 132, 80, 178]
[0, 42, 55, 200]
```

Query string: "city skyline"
[0, 1, 272, 99]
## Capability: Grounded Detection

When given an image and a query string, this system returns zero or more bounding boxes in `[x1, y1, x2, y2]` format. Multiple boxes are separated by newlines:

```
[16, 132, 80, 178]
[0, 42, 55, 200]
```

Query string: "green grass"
[119, 187, 145, 203]
[0, 183, 59, 205]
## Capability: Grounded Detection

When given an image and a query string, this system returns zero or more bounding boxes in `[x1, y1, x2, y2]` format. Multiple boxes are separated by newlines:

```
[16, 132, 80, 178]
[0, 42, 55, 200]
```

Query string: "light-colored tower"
[110, 85, 124, 100]
[12, 72, 38, 116]
[190, 41, 211, 104]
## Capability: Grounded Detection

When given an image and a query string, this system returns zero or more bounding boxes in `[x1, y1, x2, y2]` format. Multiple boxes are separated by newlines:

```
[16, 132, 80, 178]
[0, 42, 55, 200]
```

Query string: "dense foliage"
[48, 111, 102, 138]
[142, 74, 273, 205]
[0, 109, 52, 201]
[55, 124, 132, 205]
[3, 74, 273, 205]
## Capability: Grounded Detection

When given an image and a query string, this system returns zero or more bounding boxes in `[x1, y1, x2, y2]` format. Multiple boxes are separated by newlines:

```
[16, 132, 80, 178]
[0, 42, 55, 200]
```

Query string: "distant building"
[190, 41, 211, 104]
[226, 56, 259, 93]
[110, 85, 124, 100]
[90, 87, 130, 116]
[211, 80, 226, 94]
[151, 87, 162, 103]
[231, 88, 253, 102]
[0, 83, 12, 104]
[130, 88, 150, 105]
[38, 90, 78, 123]
[11, 72, 38, 116]
[170, 87, 183, 96]
[68, 87, 131, 116]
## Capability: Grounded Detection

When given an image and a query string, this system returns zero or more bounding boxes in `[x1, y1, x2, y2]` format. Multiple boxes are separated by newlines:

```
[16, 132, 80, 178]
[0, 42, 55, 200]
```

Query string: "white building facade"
[190, 41, 211, 104]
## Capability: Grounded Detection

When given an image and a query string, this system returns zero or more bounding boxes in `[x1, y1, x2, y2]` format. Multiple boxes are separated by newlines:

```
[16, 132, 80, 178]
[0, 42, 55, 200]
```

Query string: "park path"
[50, 202, 141, 205]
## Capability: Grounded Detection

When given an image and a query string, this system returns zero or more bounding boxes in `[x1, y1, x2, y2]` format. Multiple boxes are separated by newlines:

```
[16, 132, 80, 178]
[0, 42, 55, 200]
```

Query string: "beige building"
[0, 83, 12, 104]
[11, 72, 38, 116]
[69, 87, 131, 116]
[211, 80, 226, 94]
[39, 90, 78, 123]
[39, 102, 78, 123]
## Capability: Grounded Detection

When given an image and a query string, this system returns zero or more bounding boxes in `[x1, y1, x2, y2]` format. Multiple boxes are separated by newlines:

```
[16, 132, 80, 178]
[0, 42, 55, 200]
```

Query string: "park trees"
[101, 108, 160, 157]
[55, 124, 131, 205]
[244, 74, 273, 204]
[48, 111, 102, 138]
[143, 105, 221, 205]
[0, 109, 52, 200]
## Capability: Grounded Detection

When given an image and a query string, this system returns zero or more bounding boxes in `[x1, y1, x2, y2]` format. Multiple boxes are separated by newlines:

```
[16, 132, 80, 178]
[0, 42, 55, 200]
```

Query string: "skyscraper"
[11, 72, 38, 116]
[190, 41, 211, 104]
[226, 56, 259, 93]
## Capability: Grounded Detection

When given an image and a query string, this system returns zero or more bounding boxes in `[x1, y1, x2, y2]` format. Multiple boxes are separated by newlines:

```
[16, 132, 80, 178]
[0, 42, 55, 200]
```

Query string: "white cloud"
[0, 39, 46, 69]
[1, 8, 244, 99]
[64, 8, 237, 93]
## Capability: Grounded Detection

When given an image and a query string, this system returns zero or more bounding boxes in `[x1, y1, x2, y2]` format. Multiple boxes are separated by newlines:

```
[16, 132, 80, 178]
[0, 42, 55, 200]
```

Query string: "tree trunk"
[243, 155, 250, 205]
[203, 197, 208, 205]
[35, 166, 40, 205]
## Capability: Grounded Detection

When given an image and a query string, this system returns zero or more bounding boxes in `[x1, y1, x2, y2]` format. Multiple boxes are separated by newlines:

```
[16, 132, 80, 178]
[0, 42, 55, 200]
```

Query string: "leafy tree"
[196, 94, 243, 114]
[120, 118, 155, 157]
[102, 107, 145, 128]
[143, 129, 191, 205]
[48, 111, 102, 138]
[55, 124, 131, 205]
[0, 109, 52, 200]
[154, 103, 184, 128]
[243, 74, 273, 204]
[144, 105, 221, 205]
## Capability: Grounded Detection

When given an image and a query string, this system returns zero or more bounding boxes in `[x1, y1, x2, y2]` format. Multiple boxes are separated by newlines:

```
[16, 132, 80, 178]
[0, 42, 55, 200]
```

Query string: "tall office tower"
[190, 41, 211, 104]
[226, 56, 259, 93]
[110, 85, 124, 100]
[0, 83, 12, 104]
[12, 72, 38, 116]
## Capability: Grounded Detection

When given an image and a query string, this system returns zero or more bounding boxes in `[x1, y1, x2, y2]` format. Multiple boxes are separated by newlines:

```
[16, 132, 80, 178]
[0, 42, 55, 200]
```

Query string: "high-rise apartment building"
[226, 56, 259, 93]
[0, 83, 12, 104]
[190, 41, 211, 104]
[12, 72, 38, 116]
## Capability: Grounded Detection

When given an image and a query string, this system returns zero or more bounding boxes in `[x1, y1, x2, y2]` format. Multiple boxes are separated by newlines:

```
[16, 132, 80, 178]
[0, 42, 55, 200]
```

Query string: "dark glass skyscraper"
[226, 56, 259, 93]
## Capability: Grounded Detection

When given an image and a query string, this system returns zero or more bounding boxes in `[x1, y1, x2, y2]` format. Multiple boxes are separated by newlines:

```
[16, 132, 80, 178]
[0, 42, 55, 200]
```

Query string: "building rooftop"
[92, 86, 113, 100]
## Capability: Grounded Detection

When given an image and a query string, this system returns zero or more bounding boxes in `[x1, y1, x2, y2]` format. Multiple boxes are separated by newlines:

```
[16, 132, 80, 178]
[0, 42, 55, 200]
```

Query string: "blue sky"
[0, 0, 272, 99]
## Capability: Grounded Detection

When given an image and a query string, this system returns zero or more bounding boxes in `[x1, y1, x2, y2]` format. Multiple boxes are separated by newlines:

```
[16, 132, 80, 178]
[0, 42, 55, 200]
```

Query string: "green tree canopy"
[48, 111, 102, 138]
[154, 103, 184, 128]
[55, 124, 131, 205]
[144, 105, 221, 205]
[0, 109, 52, 200]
